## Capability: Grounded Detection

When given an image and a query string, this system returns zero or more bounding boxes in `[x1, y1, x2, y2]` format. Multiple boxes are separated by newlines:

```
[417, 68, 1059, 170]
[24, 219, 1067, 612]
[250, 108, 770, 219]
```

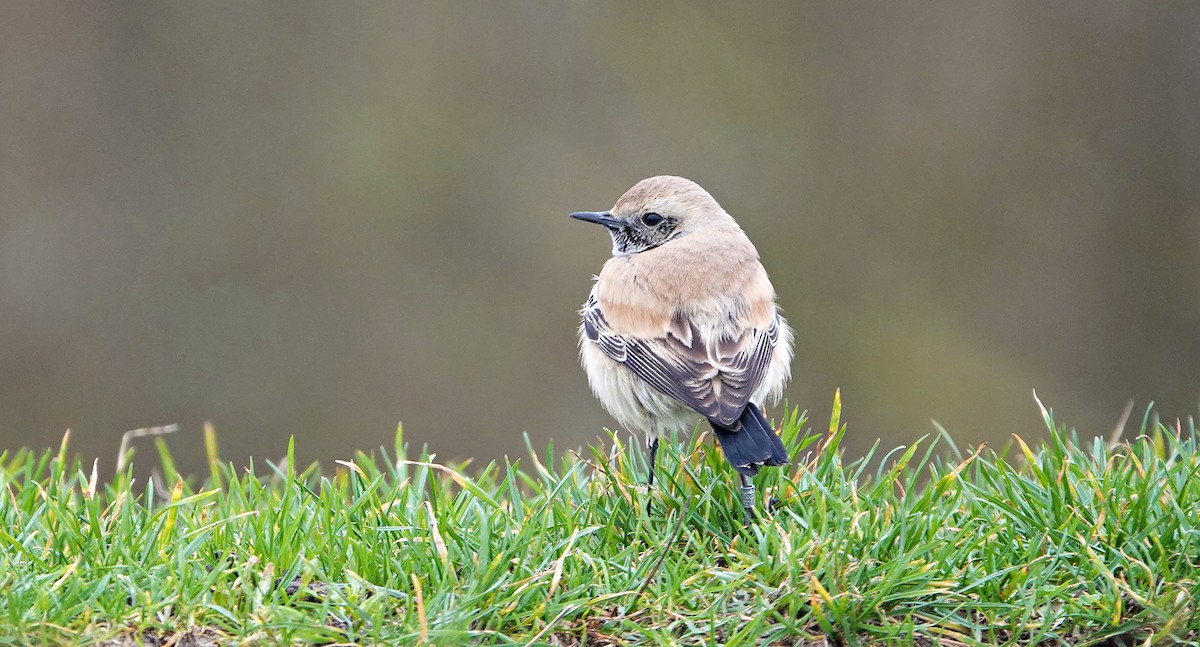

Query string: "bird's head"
[570, 176, 736, 256]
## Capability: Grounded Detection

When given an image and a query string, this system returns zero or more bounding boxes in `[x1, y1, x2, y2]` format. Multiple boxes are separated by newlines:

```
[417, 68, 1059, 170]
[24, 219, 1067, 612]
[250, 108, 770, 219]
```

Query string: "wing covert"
[582, 294, 777, 426]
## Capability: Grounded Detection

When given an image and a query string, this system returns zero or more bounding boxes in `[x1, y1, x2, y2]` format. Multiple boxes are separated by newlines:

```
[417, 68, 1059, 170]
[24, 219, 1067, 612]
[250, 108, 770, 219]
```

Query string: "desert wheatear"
[572, 175, 793, 523]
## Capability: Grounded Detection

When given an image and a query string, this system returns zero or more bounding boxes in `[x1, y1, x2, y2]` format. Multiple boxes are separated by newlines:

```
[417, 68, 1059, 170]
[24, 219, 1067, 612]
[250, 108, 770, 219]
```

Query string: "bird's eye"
[641, 212, 664, 226]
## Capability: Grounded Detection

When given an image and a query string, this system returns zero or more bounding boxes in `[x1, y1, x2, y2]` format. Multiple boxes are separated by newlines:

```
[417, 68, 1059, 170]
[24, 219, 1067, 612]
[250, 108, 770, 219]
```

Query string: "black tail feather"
[709, 403, 790, 476]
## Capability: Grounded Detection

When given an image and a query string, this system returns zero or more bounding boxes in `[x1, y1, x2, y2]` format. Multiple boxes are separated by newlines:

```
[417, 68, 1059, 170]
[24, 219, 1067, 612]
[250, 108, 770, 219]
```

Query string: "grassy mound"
[1, 394, 1198, 645]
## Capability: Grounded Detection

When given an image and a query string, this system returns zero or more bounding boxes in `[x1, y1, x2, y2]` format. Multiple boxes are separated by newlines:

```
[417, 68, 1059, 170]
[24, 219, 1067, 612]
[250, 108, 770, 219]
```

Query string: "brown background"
[2, 2, 1198, 475]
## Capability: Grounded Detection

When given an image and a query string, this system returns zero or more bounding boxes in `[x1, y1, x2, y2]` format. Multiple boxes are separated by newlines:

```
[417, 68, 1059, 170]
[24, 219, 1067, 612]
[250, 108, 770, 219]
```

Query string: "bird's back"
[593, 228, 776, 340]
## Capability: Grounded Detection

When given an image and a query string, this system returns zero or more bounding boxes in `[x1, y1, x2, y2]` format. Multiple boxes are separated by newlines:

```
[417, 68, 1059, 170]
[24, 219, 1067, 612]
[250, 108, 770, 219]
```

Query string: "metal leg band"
[740, 483, 756, 511]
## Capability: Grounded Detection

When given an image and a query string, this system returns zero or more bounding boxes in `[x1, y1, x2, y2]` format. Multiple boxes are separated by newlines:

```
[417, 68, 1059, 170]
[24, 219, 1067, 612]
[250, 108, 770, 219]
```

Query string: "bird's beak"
[569, 211, 622, 230]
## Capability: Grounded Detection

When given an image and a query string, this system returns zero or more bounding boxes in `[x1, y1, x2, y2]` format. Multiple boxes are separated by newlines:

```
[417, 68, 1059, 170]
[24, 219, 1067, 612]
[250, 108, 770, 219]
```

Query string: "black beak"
[569, 211, 622, 229]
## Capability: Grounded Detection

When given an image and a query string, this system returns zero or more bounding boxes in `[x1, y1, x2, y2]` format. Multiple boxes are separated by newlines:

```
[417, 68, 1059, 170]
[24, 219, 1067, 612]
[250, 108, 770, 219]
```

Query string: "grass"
[1, 393, 1199, 646]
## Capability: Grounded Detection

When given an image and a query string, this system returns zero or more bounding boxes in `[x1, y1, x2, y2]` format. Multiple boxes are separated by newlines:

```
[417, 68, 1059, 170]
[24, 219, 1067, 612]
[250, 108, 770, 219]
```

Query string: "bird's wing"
[582, 294, 778, 427]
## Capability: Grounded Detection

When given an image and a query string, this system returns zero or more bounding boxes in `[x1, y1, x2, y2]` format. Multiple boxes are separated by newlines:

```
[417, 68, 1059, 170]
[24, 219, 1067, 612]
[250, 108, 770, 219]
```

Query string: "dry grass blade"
[116, 424, 180, 473]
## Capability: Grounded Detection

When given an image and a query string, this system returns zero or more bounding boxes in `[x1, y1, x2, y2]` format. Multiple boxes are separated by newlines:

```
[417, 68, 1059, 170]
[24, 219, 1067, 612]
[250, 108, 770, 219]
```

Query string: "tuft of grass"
[1, 397, 1199, 646]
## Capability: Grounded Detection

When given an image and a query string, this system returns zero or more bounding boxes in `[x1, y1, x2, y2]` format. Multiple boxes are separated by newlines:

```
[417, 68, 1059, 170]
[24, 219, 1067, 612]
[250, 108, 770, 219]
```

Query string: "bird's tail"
[710, 403, 790, 476]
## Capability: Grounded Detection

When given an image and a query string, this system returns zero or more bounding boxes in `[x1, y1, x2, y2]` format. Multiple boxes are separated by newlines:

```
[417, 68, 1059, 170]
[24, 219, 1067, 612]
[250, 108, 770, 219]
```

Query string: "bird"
[571, 175, 794, 524]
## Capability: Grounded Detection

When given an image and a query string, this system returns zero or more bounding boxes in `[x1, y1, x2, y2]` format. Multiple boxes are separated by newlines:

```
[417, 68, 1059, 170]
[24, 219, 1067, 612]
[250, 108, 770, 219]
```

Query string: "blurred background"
[2, 2, 1198, 476]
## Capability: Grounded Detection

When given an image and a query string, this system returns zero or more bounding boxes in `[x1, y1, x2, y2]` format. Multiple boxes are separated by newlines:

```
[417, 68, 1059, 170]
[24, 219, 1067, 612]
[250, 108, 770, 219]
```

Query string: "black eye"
[641, 212, 664, 226]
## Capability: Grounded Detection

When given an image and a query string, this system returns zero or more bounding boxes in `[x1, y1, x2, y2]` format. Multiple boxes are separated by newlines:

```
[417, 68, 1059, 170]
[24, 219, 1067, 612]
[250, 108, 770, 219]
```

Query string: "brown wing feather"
[582, 294, 777, 426]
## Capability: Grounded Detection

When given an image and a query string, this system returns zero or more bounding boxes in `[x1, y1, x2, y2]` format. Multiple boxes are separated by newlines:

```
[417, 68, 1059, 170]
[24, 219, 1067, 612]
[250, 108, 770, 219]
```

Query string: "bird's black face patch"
[610, 213, 679, 255]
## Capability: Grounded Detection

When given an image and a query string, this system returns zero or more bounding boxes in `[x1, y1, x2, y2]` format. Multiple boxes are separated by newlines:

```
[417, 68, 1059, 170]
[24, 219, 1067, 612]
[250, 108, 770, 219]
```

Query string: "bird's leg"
[645, 438, 659, 515]
[739, 473, 756, 526]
